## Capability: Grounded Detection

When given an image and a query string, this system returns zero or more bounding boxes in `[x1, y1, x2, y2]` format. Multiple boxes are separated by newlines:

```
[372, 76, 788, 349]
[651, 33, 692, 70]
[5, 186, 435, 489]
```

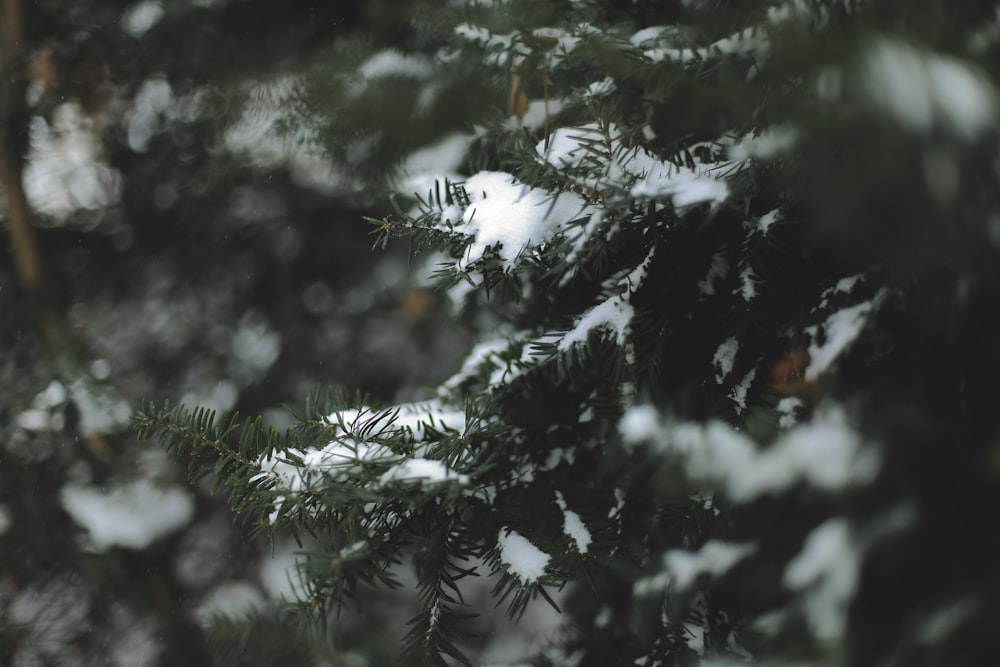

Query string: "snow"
[16, 380, 67, 432]
[497, 528, 550, 583]
[196, 582, 266, 624]
[59, 479, 195, 550]
[630, 26, 668, 47]
[806, 300, 874, 380]
[559, 294, 634, 349]
[457, 171, 588, 269]
[585, 77, 616, 99]
[358, 49, 433, 80]
[784, 518, 859, 641]
[223, 77, 343, 194]
[698, 252, 730, 297]
[23, 102, 123, 221]
[660, 407, 879, 501]
[68, 377, 132, 436]
[441, 337, 512, 391]
[757, 208, 782, 234]
[644, 27, 768, 64]
[618, 404, 661, 444]
[539, 124, 729, 208]
[398, 133, 471, 197]
[664, 540, 757, 590]
[125, 77, 173, 152]
[777, 396, 803, 428]
[630, 167, 729, 208]
[122, 1, 164, 37]
[560, 248, 654, 351]
[256, 400, 465, 521]
[729, 367, 756, 413]
[713, 337, 739, 382]
[862, 39, 998, 140]
[728, 126, 800, 161]
[738, 265, 758, 301]
[555, 492, 592, 553]
[379, 458, 469, 486]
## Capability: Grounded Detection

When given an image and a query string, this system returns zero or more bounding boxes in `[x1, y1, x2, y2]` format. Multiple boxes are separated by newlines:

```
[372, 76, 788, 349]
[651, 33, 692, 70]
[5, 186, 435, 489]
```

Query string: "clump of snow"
[805, 299, 876, 380]
[560, 248, 654, 351]
[699, 252, 730, 297]
[738, 265, 758, 302]
[784, 518, 859, 641]
[618, 404, 662, 444]
[713, 337, 739, 382]
[728, 126, 800, 161]
[124, 76, 173, 152]
[196, 582, 266, 624]
[498, 528, 550, 583]
[397, 133, 471, 197]
[122, 1, 164, 37]
[441, 337, 513, 392]
[729, 367, 757, 413]
[555, 492, 592, 554]
[16, 379, 68, 432]
[664, 540, 757, 590]
[457, 171, 589, 270]
[585, 77, 616, 99]
[757, 208, 782, 234]
[631, 167, 729, 208]
[862, 39, 998, 140]
[559, 294, 634, 349]
[630, 26, 668, 47]
[644, 27, 768, 64]
[379, 458, 469, 486]
[777, 396, 803, 428]
[60, 479, 195, 550]
[358, 49, 433, 80]
[539, 124, 729, 209]
[68, 378, 132, 436]
[658, 407, 879, 501]
[255, 400, 465, 522]
[23, 102, 123, 221]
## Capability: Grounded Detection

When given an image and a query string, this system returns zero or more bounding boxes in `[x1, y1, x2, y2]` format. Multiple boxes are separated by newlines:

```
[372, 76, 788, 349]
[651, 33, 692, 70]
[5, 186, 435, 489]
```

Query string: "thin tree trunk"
[1, 0, 44, 291]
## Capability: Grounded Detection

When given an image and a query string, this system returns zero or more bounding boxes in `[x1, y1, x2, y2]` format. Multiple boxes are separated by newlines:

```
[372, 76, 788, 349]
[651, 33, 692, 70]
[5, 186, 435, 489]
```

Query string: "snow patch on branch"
[498, 528, 550, 583]
[784, 519, 859, 641]
[456, 171, 591, 270]
[623, 406, 879, 501]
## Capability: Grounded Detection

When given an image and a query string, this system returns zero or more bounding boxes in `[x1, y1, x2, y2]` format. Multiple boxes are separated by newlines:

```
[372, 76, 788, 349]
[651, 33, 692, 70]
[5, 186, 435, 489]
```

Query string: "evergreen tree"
[9, 0, 1000, 665]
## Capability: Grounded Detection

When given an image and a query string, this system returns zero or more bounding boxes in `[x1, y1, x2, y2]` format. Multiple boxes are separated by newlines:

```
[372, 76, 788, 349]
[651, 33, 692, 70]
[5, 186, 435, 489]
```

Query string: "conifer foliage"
[132, 0, 1000, 665]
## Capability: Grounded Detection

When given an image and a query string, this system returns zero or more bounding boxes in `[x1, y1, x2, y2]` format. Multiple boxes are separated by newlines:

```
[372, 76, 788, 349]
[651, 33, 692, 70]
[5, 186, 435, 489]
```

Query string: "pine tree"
[141, 0, 1000, 664]
[10, 0, 1000, 665]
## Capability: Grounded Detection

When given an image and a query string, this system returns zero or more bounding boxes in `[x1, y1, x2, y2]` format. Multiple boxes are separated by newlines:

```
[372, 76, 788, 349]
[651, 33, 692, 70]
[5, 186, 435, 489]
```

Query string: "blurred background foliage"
[0, 1, 490, 664]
